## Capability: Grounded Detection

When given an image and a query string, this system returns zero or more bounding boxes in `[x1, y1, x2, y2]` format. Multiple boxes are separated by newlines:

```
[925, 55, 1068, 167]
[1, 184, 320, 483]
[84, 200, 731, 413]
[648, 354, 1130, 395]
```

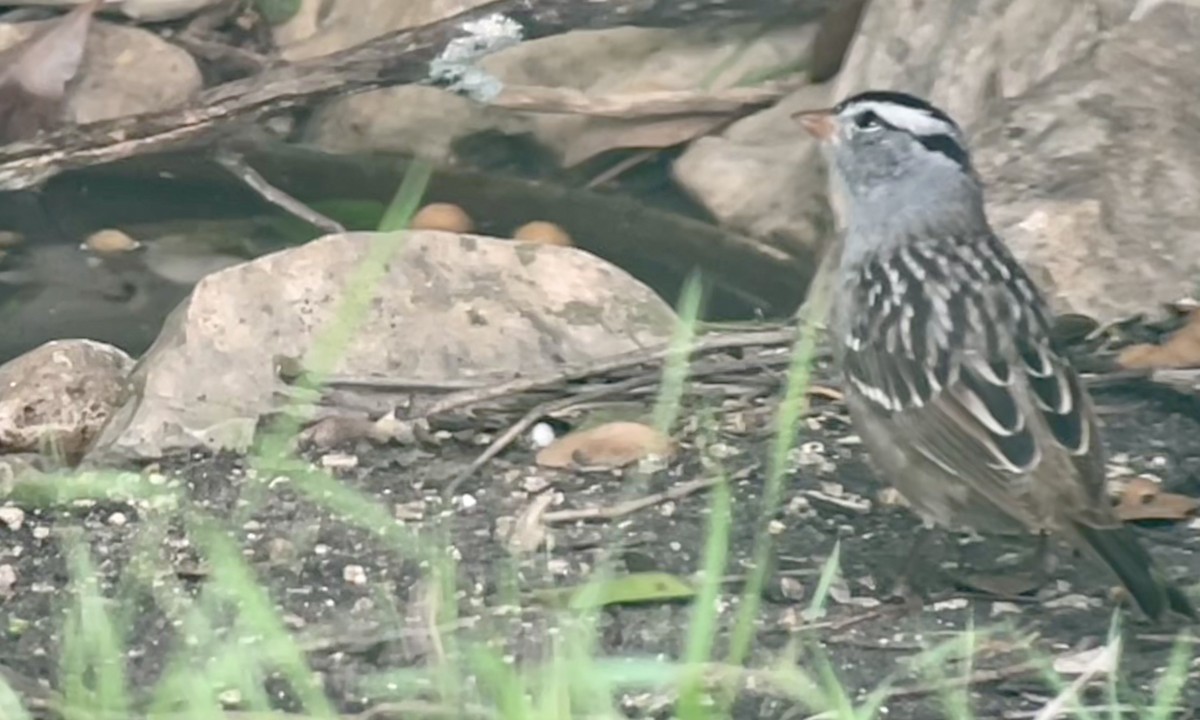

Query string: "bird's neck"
[837, 167, 988, 271]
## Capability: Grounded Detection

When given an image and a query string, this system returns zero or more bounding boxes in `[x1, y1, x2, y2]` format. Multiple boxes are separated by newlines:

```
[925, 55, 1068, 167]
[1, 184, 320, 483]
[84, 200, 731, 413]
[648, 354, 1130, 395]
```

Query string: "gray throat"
[836, 165, 988, 272]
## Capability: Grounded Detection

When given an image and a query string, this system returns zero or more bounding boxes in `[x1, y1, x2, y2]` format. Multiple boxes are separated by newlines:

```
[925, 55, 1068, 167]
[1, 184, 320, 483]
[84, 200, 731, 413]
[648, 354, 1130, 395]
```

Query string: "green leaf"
[534, 572, 696, 609]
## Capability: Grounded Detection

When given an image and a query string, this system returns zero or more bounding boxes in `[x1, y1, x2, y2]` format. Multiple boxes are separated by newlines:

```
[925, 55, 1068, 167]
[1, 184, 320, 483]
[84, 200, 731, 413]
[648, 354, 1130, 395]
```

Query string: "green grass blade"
[726, 288, 829, 667]
[0, 675, 33, 720]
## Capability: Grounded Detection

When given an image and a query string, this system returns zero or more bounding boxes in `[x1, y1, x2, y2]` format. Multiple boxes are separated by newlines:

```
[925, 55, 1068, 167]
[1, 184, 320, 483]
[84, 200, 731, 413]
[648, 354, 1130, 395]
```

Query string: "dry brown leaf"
[1117, 309, 1200, 370]
[1115, 476, 1200, 521]
[535, 421, 675, 470]
[0, 0, 102, 142]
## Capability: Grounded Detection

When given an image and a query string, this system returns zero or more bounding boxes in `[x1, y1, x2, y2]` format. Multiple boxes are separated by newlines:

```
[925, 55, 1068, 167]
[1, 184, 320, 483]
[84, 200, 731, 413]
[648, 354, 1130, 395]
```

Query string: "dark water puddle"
[0, 144, 812, 363]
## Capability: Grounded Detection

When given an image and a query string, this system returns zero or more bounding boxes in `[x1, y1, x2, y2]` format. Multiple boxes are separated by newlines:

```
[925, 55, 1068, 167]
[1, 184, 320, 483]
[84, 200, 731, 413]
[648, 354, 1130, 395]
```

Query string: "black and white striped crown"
[835, 90, 973, 173]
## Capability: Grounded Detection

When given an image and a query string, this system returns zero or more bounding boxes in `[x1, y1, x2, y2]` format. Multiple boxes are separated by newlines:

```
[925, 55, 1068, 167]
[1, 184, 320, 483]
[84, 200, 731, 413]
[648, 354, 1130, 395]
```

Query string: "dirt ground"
[2, 360, 1199, 719]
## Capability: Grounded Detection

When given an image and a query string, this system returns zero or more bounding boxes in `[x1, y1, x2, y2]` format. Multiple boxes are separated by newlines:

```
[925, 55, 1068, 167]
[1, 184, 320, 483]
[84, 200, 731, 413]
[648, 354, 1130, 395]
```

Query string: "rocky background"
[1, 1, 1200, 718]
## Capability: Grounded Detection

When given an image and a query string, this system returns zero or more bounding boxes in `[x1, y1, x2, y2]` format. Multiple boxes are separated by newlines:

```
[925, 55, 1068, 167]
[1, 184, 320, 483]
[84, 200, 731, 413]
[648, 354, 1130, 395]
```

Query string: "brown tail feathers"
[1073, 522, 1195, 622]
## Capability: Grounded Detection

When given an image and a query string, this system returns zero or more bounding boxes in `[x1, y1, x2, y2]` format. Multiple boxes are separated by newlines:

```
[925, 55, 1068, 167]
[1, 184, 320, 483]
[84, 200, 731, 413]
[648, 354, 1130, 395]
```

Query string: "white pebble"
[0, 507, 25, 531]
[530, 422, 557, 448]
[343, 565, 368, 585]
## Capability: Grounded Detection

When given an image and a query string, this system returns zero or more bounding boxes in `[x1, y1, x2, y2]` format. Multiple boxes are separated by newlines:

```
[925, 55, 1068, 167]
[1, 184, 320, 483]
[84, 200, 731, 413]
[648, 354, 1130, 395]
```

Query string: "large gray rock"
[672, 83, 833, 260]
[832, 0, 1137, 130]
[0, 19, 200, 123]
[972, 3, 1200, 320]
[90, 231, 679, 459]
[671, 0, 1139, 269]
[305, 21, 817, 165]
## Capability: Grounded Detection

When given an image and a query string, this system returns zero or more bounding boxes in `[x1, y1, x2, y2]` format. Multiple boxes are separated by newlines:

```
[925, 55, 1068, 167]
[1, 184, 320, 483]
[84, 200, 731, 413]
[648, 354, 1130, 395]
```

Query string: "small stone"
[991, 602, 1022, 616]
[393, 501, 426, 521]
[320, 452, 359, 470]
[0, 564, 15, 596]
[31, 526, 49, 540]
[530, 422, 557, 448]
[779, 576, 805, 601]
[411, 203, 475, 233]
[513, 221, 573, 247]
[0, 506, 24, 530]
[767, 519, 786, 535]
[343, 564, 368, 585]
[83, 228, 141, 254]
[932, 598, 969, 611]
[217, 689, 242, 707]
[107, 512, 128, 527]
[266, 538, 296, 564]
[522, 475, 551, 493]
[458, 493, 478, 510]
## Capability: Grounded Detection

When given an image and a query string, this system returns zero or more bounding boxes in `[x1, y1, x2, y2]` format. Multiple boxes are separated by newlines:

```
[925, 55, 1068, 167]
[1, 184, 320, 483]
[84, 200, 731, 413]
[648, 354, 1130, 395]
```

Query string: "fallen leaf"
[535, 421, 675, 470]
[1115, 476, 1200, 521]
[0, 0, 103, 143]
[533, 571, 696, 609]
[1117, 309, 1200, 370]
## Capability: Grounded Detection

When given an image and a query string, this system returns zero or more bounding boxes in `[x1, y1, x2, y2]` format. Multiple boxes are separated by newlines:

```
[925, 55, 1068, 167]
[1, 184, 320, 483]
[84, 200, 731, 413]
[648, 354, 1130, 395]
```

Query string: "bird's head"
[795, 90, 978, 196]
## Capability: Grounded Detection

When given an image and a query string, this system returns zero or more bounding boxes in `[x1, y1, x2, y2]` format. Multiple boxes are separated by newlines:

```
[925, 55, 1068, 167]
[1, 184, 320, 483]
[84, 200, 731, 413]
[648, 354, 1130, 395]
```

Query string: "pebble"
[411, 203, 475, 233]
[0, 506, 25, 531]
[0, 564, 15, 595]
[343, 564, 368, 585]
[83, 228, 141, 254]
[513, 220, 573, 247]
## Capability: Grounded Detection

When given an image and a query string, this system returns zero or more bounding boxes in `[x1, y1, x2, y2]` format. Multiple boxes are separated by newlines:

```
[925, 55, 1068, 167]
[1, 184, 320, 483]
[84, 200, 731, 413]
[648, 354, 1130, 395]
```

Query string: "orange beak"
[793, 108, 838, 142]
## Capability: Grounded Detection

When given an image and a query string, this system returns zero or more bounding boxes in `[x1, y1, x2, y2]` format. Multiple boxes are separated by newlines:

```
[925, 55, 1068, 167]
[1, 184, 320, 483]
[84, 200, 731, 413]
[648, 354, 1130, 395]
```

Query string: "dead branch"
[0, 0, 815, 191]
[215, 149, 345, 234]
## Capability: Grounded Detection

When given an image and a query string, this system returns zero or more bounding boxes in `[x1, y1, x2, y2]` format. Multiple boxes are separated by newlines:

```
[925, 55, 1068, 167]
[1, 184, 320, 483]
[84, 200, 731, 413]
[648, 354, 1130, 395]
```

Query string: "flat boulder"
[90, 231, 679, 460]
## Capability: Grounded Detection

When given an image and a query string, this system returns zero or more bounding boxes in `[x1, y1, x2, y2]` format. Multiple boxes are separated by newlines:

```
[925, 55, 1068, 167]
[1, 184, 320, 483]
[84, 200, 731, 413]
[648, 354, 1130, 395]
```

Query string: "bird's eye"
[854, 110, 884, 131]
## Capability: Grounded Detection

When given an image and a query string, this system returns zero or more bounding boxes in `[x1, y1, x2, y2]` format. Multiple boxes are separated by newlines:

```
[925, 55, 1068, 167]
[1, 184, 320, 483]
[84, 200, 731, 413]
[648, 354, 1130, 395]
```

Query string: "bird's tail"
[1072, 521, 1195, 622]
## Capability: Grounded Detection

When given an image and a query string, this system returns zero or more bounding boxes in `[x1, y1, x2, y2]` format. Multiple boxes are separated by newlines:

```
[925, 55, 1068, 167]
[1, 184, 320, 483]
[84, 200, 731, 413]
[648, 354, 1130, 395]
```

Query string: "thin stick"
[418, 327, 801, 419]
[542, 476, 721, 523]
[214, 149, 346, 234]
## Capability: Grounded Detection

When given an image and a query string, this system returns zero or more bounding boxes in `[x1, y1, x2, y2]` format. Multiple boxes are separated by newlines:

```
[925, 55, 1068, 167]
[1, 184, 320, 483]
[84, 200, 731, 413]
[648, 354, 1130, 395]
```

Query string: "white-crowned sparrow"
[796, 90, 1194, 621]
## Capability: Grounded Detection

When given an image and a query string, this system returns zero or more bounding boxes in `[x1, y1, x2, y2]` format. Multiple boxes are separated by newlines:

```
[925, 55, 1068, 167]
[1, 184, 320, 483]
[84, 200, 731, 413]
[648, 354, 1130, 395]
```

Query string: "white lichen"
[429, 13, 524, 102]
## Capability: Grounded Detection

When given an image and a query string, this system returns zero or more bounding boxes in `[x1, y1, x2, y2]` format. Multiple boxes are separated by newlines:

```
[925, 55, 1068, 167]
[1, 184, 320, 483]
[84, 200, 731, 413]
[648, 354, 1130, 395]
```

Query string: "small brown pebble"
[513, 221, 573, 247]
[83, 228, 141, 254]
[411, 202, 475, 233]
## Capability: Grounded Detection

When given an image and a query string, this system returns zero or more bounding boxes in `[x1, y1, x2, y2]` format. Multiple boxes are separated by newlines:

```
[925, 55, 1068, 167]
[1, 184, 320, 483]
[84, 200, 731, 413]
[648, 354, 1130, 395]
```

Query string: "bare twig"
[440, 343, 830, 496]
[0, 0, 812, 190]
[215, 149, 346, 234]
[417, 326, 802, 419]
[542, 476, 721, 523]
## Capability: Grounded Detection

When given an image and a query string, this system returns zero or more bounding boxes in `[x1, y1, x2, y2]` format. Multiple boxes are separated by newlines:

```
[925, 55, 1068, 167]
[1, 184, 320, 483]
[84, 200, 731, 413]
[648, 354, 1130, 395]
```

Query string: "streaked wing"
[840, 230, 1103, 514]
